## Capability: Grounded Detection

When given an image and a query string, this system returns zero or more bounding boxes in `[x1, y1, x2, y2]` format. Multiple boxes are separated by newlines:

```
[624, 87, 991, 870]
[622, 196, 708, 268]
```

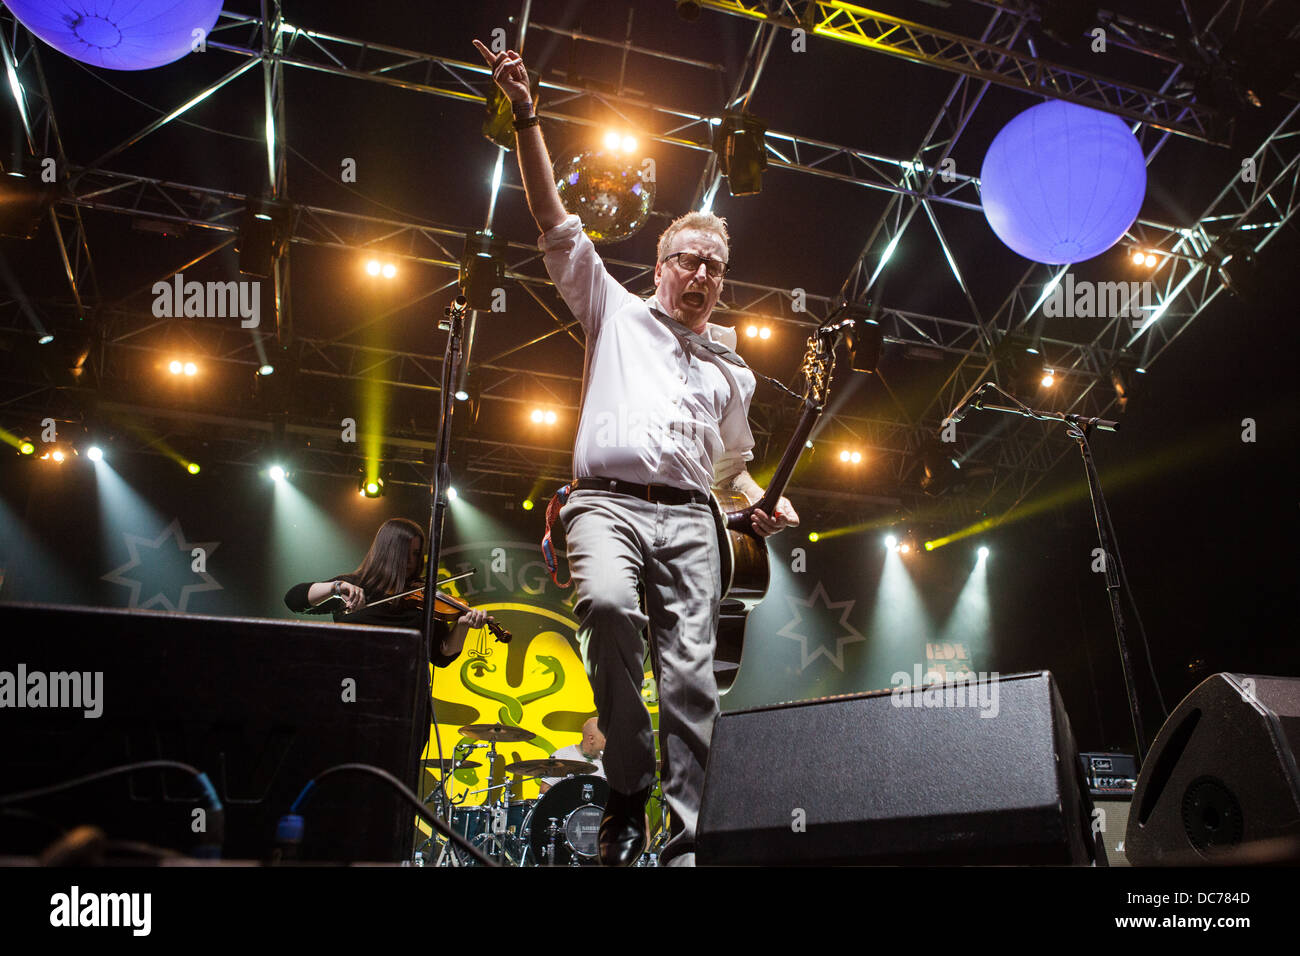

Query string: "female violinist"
[283, 517, 493, 667]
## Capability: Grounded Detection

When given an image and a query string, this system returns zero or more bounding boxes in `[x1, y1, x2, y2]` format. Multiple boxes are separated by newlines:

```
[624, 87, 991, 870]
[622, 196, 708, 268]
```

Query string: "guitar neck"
[757, 399, 821, 513]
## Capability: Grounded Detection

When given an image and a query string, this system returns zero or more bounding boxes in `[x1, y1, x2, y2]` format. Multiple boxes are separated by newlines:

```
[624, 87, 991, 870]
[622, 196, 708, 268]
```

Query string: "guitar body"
[710, 488, 770, 693]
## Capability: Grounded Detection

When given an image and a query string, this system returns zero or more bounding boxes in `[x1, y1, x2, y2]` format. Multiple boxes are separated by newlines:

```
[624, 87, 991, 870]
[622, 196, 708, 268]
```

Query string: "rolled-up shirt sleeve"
[709, 323, 757, 485]
[539, 214, 636, 333]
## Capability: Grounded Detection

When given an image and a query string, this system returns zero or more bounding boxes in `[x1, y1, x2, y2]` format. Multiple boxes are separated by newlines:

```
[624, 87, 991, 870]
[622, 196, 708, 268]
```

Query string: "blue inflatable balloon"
[6, 0, 224, 71]
[980, 100, 1146, 264]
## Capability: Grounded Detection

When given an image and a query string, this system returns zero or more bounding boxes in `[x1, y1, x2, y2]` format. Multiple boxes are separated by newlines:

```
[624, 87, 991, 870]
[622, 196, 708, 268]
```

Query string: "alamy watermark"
[588, 406, 708, 456]
[152, 272, 260, 328]
[1043, 274, 1154, 327]
[889, 665, 1000, 718]
[0, 664, 102, 718]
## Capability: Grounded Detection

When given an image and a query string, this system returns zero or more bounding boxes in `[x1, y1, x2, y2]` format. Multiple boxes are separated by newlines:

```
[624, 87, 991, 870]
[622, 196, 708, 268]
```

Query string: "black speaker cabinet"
[0, 602, 427, 862]
[698, 670, 1098, 865]
[1125, 673, 1300, 865]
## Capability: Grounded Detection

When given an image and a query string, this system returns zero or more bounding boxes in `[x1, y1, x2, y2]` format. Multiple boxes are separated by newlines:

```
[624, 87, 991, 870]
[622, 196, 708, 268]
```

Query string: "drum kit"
[418, 723, 667, 866]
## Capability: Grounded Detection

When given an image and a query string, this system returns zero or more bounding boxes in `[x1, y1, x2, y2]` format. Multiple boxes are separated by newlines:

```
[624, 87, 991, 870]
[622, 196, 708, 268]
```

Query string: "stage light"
[978, 546, 989, 558]
[604, 131, 621, 151]
[1041, 370, 1056, 387]
[51, 450, 66, 463]
[522, 498, 535, 511]
[238, 199, 288, 278]
[885, 535, 897, 549]
[924, 540, 935, 551]
[38, 334, 54, 345]
[186, 462, 200, 475]
[19, 441, 35, 455]
[804, 440, 813, 449]
[359, 476, 384, 499]
[169, 360, 183, 375]
[622, 136, 637, 154]
[183, 362, 197, 377]
[1131, 250, 1146, 265]
[840, 450, 851, 462]
[899, 543, 911, 554]
[808, 532, 820, 543]
[447, 486, 458, 500]
[759, 326, 771, 340]
[381, 263, 397, 279]
[544, 410, 557, 425]
[851, 451, 862, 464]
[0, 166, 58, 239]
[269, 465, 286, 482]
[1144, 253, 1157, 267]
[531, 409, 544, 423]
[365, 259, 381, 276]
[714, 112, 768, 196]
[843, 305, 884, 373]
[258, 364, 274, 376]
[746, 325, 758, 338]
[460, 231, 507, 310]
[1110, 352, 1141, 412]
[87, 446, 103, 462]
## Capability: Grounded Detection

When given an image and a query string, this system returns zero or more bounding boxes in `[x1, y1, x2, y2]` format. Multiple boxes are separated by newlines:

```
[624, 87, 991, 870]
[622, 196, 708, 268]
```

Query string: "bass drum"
[522, 775, 608, 866]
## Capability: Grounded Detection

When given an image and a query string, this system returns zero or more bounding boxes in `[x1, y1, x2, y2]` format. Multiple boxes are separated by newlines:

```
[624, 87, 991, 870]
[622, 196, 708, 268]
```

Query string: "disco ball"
[553, 150, 656, 244]
[6, 0, 224, 71]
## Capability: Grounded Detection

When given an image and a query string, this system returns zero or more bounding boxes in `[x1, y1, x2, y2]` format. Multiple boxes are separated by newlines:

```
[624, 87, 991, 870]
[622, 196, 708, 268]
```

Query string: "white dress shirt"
[541, 743, 606, 788]
[539, 214, 756, 494]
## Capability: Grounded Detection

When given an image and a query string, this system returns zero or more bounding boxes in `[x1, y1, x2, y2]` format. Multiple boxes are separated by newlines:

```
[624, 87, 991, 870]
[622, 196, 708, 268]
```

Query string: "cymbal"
[459, 723, 535, 743]
[504, 757, 597, 777]
[421, 758, 481, 770]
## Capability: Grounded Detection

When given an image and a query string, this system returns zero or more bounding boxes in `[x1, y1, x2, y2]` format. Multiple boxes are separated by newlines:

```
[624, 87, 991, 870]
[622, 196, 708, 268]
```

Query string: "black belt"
[573, 477, 709, 506]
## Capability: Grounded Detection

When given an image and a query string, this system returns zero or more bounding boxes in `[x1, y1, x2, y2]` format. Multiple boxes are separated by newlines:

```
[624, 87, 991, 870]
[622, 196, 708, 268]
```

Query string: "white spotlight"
[87, 446, 104, 462]
[978, 546, 989, 559]
[269, 465, 286, 482]
[448, 486, 458, 500]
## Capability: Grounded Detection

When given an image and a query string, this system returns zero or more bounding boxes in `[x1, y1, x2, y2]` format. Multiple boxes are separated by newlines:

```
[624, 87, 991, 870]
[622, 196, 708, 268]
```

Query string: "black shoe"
[598, 786, 650, 867]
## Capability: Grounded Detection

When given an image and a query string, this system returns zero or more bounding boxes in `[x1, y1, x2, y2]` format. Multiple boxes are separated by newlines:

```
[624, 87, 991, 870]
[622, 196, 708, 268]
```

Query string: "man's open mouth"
[682, 291, 706, 307]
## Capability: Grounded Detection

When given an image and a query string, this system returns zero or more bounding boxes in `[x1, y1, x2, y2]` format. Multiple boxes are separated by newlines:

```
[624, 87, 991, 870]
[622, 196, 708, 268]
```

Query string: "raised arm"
[473, 40, 566, 234]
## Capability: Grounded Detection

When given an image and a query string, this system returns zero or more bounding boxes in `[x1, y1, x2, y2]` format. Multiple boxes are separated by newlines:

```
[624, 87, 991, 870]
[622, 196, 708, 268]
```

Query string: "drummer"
[538, 716, 606, 793]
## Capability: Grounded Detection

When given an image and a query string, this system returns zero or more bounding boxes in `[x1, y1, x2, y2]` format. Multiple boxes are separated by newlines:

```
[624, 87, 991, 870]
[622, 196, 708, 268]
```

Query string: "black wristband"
[512, 114, 540, 131]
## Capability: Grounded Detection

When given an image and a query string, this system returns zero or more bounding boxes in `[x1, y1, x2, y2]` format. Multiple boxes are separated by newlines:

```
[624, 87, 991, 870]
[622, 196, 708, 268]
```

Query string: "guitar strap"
[649, 303, 803, 401]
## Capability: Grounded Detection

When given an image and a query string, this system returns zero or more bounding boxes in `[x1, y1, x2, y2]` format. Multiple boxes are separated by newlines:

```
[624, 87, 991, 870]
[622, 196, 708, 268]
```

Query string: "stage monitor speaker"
[698, 670, 1099, 865]
[0, 602, 427, 862]
[1125, 673, 1300, 865]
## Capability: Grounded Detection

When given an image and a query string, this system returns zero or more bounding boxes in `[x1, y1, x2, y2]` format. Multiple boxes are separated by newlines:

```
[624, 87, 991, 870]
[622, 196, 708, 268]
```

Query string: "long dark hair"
[347, 518, 424, 597]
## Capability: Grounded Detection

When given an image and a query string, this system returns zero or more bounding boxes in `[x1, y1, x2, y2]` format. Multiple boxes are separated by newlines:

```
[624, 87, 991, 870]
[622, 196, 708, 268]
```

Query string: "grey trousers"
[560, 489, 721, 863]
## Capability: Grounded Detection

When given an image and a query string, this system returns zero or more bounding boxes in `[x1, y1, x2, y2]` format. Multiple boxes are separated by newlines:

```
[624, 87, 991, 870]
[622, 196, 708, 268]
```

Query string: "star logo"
[101, 518, 222, 611]
[776, 580, 866, 672]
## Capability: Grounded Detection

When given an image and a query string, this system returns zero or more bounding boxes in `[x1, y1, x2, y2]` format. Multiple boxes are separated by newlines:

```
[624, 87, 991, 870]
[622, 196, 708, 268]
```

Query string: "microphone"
[942, 381, 989, 429]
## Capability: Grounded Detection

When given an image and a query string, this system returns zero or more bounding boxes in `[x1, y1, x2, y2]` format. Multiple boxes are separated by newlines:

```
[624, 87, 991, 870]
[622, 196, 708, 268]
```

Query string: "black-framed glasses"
[663, 251, 728, 278]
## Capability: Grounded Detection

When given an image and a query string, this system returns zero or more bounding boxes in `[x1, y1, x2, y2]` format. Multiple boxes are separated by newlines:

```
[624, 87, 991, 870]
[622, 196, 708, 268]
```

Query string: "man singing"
[474, 39, 798, 867]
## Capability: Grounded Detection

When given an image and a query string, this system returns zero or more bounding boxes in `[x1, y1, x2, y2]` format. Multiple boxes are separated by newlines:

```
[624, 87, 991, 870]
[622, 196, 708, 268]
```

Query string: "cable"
[0, 759, 225, 857]
[284, 762, 494, 866]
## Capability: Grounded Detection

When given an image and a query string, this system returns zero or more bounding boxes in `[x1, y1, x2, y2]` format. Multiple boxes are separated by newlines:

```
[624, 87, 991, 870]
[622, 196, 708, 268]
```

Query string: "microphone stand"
[418, 295, 476, 861]
[966, 386, 1150, 765]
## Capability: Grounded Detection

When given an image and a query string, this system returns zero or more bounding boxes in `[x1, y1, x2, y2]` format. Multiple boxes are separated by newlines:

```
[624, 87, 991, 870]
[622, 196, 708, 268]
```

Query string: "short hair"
[656, 211, 730, 264]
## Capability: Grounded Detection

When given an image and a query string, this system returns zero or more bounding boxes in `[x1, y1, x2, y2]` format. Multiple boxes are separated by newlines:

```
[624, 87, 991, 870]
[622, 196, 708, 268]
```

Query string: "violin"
[364, 582, 512, 644]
